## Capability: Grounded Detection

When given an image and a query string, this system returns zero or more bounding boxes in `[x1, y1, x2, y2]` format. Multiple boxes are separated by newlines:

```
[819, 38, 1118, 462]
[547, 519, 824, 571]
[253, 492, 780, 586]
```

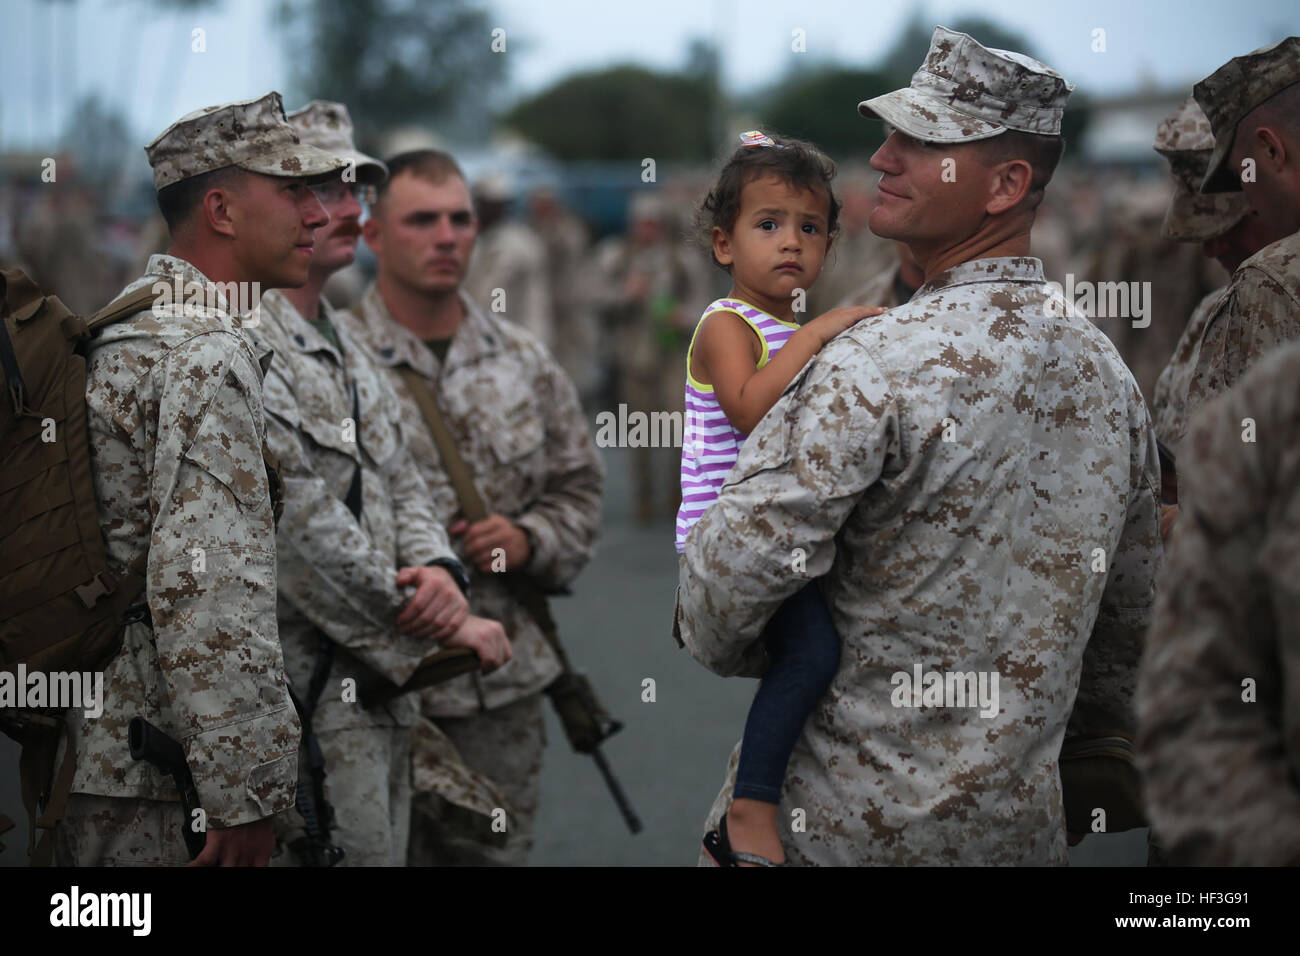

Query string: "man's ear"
[202, 185, 238, 239]
[711, 225, 733, 267]
[1249, 124, 1289, 174]
[985, 158, 1033, 216]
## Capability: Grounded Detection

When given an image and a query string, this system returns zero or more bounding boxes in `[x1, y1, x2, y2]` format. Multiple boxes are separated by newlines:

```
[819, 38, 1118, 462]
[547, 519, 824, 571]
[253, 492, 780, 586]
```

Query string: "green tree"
[276, 0, 507, 148]
[759, 67, 897, 158]
[503, 65, 717, 161]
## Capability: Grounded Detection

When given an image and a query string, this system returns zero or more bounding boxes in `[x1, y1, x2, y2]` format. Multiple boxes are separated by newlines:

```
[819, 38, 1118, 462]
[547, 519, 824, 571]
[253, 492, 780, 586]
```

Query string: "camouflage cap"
[145, 91, 348, 191]
[859, 25, 1073, 143]
[1194, 36, 1300, 193]
[286, 100, 388, 186]
[1154, 98, 1249, 242]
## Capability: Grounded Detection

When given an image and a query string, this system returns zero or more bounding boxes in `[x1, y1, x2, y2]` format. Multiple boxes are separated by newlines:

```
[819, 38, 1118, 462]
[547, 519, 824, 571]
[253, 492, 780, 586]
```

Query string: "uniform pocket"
[487, 403, 545, 465]
[182, 369, 268, 510]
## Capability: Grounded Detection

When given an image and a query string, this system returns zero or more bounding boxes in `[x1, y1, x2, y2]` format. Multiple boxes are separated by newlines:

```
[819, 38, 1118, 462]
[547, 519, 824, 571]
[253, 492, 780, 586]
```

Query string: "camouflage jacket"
[1138, 340, 1300, 865]
[249, 291, 462, 733]
[462, 222, 555, 351]
[837, 261, 916, 311]
[1186, 229, 1300, 413]
[339, 284, 604, 717]
[676, 256, 1162, 865]
[65, 255, 299, 829]
[1151, 285, 1227, 457]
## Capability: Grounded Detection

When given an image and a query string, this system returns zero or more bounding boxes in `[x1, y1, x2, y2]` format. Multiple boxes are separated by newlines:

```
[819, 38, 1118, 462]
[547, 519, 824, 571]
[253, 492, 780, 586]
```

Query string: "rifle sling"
[396, 367, 568, 668]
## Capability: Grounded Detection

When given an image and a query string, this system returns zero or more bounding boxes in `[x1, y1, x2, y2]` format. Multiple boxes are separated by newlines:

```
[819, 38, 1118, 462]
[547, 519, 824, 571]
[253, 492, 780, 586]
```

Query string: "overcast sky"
[2, 0, 1297, 150]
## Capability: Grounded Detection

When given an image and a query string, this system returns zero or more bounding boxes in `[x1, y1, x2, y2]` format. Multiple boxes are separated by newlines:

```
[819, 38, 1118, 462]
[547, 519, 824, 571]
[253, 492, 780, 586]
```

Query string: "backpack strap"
[87, 286, 161, 332]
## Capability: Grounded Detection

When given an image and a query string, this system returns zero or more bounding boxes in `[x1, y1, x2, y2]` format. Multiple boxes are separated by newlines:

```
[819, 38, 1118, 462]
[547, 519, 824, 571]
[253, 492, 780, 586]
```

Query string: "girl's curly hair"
[695, 133, 841, 271]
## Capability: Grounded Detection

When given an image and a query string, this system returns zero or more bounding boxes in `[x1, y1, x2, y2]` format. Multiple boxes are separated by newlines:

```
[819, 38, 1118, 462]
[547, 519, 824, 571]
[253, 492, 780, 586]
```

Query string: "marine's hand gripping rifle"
[127, 716, 206, 859]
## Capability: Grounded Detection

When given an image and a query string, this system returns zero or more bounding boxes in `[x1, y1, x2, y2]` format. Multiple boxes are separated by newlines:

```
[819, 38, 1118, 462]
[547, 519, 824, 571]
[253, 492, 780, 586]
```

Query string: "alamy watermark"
[1043, 274, 1151, 328]
[151, 277, 262, 323]
[1, 664, 103, 718]
[890, 663, 1000, 719]
[594, 403, 683, 448]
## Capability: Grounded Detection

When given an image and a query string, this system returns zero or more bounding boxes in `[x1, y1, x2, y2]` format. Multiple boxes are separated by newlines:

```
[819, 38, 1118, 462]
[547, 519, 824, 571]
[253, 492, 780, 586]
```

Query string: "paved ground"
[1, 438, 1146, 866]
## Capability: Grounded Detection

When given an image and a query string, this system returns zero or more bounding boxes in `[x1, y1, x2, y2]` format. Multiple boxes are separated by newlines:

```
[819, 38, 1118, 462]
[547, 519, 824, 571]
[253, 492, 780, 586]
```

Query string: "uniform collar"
[914, 256, 1046, 299]
[143, 254, 239, 320]
[354, 281, 504, 378]
[257, 289, 344, 366]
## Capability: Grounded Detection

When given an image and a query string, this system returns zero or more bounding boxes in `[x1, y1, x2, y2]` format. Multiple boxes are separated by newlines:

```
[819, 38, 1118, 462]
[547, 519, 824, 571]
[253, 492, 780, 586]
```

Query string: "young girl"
[678, 131, 881, 867]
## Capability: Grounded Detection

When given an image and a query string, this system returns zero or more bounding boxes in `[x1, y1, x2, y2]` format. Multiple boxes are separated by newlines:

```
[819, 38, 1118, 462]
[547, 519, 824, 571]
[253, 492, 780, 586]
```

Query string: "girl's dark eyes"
[802, 223, 820, 235]
[759, 220, 777, 231]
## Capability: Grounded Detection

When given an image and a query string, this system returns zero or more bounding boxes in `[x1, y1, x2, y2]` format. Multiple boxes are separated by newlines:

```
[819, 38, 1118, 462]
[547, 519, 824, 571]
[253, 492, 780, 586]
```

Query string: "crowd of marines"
[2, 25, 1299, 867]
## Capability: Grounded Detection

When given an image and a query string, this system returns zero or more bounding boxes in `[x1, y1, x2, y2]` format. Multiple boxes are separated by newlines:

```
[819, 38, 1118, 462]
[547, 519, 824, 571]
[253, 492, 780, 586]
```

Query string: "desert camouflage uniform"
[677, 256, 1162, 865]
[837, 259, 919, 311]
[339, 284, 604, 865]
[590, 228, 712, 520]
[1150, 285, 1226, 454]
[463, 220, 555, 353]
[1138, 339, 1300, 865]
[249, 289, 464, 867]
[1148, 98, 1248, 457]
[1184, 230, 1300, 417]
[532, 195, 601, 397]
[55, 255, 300, 865]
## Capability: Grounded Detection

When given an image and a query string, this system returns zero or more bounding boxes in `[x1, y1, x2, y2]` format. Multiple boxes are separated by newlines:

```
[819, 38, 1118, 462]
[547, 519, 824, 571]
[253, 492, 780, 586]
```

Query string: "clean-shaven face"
[227, 172, 330, 289]
[365, 172, 477, 296]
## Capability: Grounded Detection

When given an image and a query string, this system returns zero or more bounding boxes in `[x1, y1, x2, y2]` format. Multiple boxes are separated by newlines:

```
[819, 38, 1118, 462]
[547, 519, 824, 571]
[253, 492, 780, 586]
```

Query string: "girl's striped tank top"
[675, 297, 799, 552]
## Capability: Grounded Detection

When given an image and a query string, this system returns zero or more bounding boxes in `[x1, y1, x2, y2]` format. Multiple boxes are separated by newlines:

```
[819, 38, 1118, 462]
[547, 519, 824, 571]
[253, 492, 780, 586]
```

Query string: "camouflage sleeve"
[1137, 359, 1300, 865]
[1208, 268, 1300, 393]
[514, 351, 605, 590]
[146, 333, 299, 829]
[584, 240, 631, 315]
[385, 425, 459, 571]
[676, 340, 897, 677]
[261, 360, 429, 685]
[1066, 391, 1162, 741]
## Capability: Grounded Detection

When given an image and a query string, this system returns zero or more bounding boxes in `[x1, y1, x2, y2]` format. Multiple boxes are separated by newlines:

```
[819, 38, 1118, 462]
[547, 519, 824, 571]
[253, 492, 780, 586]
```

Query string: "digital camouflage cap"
[1154, 97, 1248, 242]
[858, 25, 1073, 143]
[1194, 36, 1300, 193]
[286, 100, 388, 186]
[145, 91, 348, 191]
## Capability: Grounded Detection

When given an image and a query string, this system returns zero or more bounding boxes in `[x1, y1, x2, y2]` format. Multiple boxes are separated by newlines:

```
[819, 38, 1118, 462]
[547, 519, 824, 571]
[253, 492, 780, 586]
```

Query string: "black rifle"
[1156, 439, 1178, 506]
[517, 580, 643, 834]
[127, 716, 206, 860]
[394, 365, 642, 835]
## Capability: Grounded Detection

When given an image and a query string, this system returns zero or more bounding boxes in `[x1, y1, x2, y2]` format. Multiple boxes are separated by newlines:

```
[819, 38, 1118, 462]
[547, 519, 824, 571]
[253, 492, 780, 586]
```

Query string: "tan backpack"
[0, 267, 157, 864]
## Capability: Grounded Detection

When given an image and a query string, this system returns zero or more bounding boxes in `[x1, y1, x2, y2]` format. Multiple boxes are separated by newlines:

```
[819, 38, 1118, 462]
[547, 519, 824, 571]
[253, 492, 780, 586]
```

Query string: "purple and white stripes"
[675, 298, 798, 552]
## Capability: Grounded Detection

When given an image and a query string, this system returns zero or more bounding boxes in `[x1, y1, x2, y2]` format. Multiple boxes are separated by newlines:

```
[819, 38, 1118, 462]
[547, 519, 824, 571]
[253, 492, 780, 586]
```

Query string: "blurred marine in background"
[1139, 35, 1300, 866]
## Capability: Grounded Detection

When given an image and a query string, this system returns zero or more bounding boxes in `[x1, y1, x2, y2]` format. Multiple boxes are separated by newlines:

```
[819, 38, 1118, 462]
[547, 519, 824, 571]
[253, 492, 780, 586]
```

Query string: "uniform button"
[380, 347, 394, 359]
[294, 334, 306, 347]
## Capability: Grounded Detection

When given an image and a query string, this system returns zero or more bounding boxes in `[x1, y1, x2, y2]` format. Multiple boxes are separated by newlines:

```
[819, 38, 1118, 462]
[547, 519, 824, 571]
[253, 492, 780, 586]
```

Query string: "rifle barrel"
[591, 746, 642, 834]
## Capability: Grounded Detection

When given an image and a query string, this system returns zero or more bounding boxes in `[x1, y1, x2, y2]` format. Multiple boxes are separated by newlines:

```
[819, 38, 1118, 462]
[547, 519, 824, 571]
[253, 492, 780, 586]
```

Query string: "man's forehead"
[386, 170, 472, 210]
[740, 174, 829, 215]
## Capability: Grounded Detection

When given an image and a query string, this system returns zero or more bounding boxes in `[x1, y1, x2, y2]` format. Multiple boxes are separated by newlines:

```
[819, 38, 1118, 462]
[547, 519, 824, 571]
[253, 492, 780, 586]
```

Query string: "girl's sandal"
[702, 814, 785, 867]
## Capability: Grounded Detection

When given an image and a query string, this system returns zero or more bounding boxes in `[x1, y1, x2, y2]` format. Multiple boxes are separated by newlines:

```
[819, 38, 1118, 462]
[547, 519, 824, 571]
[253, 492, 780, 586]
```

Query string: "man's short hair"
[155, 166, 244, 233]
[1247, 81, 1300, 145]
[375, 150, 467, 205]
[976, 131, 1065, 212]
